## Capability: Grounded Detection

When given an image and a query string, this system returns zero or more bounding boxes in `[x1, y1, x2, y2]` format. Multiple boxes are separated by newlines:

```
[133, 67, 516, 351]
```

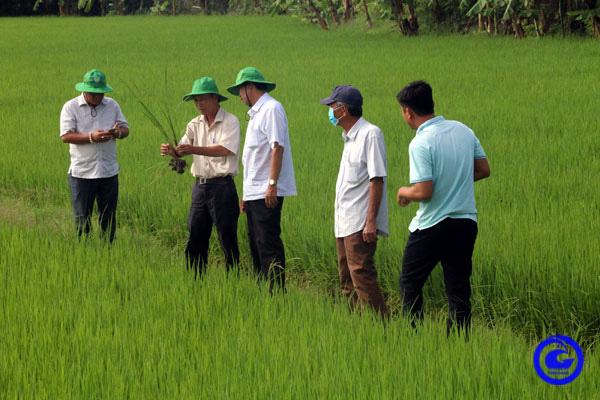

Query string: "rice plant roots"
[168, 157, 187, 174]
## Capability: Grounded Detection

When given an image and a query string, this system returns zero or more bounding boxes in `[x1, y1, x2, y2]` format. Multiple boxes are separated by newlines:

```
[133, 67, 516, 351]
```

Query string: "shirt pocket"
[345, 162, 367, 184]
[244, 127, 264, 149]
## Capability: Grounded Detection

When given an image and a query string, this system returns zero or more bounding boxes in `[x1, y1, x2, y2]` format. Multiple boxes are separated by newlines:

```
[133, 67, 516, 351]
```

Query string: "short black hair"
[337, 102, 363, 117]
[396, 80, 434, 116]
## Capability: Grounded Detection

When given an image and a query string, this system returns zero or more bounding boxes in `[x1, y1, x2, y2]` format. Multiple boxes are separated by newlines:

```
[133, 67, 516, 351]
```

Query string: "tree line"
[2, 0, 599, 38]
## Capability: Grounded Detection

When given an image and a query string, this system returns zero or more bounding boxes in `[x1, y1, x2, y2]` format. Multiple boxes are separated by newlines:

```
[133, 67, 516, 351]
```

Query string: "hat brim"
[226, 80, 276, 96]
[75, 82, 114, 93]
[182, 92, 228, 102]
[319, 96, 336, 105]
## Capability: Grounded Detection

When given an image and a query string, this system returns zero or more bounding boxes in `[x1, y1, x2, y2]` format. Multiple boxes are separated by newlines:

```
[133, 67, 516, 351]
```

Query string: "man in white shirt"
[161, 77, 241, 279]
[60, 69, 130, 242]
[320, 85, 389, 317]
[227, 67, 297, 294]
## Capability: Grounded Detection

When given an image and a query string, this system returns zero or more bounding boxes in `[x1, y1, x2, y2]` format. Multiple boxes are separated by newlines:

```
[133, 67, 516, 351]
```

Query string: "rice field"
[1, 211, 598, 398]
[0, 15, 599, 398]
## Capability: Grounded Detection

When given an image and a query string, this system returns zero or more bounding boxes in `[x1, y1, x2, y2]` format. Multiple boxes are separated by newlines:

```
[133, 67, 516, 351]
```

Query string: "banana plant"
[466, 0, 501, 32]
[567, 3, 600, 37]
[502, 0, 536, 37]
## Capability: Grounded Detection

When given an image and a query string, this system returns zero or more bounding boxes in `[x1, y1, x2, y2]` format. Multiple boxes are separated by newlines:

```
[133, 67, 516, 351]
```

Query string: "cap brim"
[75, 82, 114, 93]
[319, 96, 335, 105]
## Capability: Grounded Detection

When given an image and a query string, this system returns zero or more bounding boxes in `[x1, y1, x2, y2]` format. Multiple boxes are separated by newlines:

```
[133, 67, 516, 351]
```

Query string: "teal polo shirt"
[408, 116, 486, 232]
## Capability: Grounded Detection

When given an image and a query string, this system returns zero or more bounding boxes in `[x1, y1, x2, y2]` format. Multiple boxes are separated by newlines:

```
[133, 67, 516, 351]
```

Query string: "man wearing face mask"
[320, 85, 389, 317]
[227, 67, 297, 294]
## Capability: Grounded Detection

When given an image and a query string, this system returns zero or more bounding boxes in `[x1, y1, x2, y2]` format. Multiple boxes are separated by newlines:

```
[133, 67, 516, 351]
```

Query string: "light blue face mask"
[328, 107, 339, 126]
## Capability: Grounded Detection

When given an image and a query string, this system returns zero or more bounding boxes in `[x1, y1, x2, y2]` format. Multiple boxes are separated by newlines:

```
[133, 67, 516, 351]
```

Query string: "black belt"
[195, 176, 233, 185]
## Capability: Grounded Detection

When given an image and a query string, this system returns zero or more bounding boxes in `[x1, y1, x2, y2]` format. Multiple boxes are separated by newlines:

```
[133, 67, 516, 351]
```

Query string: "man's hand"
[265, 185, 278, 208]
[240, 199, 246, 214]
[161, 143, 175, 157]
[108, 121, 121, 139]
[91, 129, 112, 143]
[362, 220, 378, 243]
[175, 144, 195, 156]
[397, 190, 412, 207]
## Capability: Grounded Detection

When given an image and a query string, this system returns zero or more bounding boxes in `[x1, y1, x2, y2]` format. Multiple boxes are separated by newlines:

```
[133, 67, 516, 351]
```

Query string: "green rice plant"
[0, 213, 598, 399]
[0, 15, 599, 352]
[120, 68, 187, 174]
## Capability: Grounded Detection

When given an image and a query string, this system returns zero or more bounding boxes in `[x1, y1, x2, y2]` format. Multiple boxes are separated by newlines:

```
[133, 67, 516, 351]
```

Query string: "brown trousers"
[336, 231, 389, 317]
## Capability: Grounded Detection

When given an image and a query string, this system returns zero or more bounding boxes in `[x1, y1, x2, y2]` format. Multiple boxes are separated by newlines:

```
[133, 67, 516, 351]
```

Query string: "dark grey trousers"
[245, 197, 285, 294]
[68, 174, 118, 242]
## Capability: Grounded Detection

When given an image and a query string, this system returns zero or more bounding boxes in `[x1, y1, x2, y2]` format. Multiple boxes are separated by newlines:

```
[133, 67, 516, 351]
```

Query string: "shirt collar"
[247, 92, 271, 118]
[416, 116, 444, 135]
[77, 93, 108, 107]
[199, 106, 225, 125]
[342, 117, 365, 142]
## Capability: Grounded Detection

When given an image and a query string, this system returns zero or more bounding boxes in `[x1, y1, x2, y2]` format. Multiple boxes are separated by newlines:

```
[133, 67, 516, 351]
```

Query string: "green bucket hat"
[182, 77, 228, 102]
[75, 69, 114, 93]
[226, 67, 276, 95]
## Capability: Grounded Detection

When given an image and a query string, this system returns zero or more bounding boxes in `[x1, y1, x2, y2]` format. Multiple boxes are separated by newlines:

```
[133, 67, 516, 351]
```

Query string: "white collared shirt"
[335, 117, 389, 238]
[60, 94, 129, 179]
[179, 106, 240, 178]
[242, 93, 297, 201]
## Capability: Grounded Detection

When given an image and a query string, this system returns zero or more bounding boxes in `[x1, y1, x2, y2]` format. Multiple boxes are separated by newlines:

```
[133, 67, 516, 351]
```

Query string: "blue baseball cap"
[319, 85, 363, 106]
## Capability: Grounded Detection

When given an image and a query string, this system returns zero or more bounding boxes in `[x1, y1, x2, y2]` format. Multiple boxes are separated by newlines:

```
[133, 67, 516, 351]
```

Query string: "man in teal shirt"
[396, 81, 490, 336]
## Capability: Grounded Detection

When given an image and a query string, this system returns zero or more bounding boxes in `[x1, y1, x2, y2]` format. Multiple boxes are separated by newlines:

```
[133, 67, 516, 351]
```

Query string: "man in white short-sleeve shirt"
[227, 67, 296, 294]
[60, 69, 130, 242]
[161, 77, 241, 279]
[320, 85, 389, 317]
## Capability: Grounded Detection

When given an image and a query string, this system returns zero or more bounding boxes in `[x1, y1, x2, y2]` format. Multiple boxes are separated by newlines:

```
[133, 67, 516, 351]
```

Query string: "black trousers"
[185, 176, 240, 278]
[399, 218, 478, 336]
[68, 174, 118, 242]
[245, 197, 285, 294]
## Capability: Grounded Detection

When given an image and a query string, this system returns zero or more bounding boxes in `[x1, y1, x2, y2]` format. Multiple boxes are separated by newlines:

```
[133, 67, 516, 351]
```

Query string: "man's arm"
[265, 142, 284, 208]
[110, 124, 129, 140]
[397, 180, 433, 207]
[474, 158, 490, 181]
[175, 116, 238, 158]
[175, 144, 233, 157]
[363, 177, 384, 243]
[112, 103, 130, 140]
[63, 121, 128, 144]
[61, 130, 112, 144]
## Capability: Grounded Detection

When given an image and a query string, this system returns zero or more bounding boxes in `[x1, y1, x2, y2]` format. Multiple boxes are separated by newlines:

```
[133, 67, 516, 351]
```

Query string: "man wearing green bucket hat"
[60, 69, 130, 243]
[161, 77, 241, 279]
[227, 67, 296, 294]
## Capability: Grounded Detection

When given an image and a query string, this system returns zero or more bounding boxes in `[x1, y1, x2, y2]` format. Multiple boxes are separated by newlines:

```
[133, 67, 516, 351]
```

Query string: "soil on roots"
[168, 157, 187, 174]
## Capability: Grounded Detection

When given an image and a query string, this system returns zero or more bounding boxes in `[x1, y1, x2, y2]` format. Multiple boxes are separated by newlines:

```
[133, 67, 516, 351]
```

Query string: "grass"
[0, 205, 598, 398]
[0, 15, 599, 397]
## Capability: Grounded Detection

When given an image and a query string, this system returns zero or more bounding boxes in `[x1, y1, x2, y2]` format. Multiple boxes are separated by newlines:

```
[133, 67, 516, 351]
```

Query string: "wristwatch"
[268, 179, 277, 186]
